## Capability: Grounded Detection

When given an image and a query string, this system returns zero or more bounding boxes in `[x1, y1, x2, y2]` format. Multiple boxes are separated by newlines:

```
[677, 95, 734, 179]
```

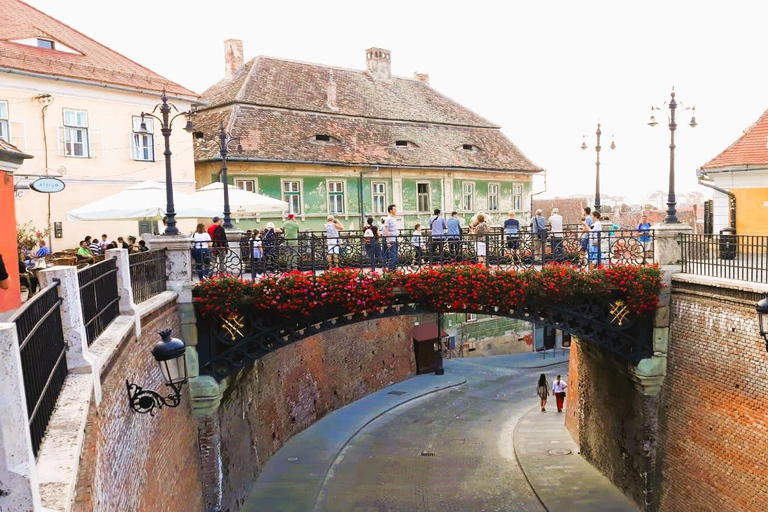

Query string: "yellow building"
[699, 108, 768, 235]
[0, 0, 199, 250]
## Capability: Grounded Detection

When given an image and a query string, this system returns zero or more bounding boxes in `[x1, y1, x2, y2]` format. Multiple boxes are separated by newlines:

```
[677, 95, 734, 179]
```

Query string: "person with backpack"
[363, 217, 380, 272]
[530, 209, 548, 264]
[428, 209, 447, 264]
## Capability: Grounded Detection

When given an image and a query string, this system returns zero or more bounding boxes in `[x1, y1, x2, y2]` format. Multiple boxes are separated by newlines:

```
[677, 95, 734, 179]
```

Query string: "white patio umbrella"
[193, 182, 288, 216]
[65, 181, 221, 221]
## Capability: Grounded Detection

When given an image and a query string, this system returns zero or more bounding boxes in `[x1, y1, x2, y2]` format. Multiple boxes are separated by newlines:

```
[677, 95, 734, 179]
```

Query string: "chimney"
[224, 39, 244, 78]
[414, 72, 429, 85]
[326, 69, 338, 110]
[366, 47, 391, 80]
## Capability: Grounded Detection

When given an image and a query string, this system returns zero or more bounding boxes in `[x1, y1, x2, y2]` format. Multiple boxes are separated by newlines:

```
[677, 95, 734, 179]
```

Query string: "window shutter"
[57, 126, 66, 155]
[9, 121, 26, 151]
[129, 132, 135, 159]
[89, 129, 103, 158]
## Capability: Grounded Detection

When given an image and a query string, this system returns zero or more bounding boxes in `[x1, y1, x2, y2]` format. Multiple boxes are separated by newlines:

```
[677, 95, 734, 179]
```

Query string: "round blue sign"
[30, 177, 66, 193]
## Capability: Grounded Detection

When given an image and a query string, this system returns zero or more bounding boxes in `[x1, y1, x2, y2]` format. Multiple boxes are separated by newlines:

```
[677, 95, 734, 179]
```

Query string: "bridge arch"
[195, 266, 659, 380]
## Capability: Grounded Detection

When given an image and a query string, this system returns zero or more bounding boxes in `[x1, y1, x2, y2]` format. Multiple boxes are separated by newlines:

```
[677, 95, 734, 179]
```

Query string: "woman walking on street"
[537, 374, 549, 412]
[552, 374, 568, 413]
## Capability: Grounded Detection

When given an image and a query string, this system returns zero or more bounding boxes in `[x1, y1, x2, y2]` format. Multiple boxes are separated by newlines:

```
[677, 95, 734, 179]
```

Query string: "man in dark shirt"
[503, 211, 521, 259]
[210, 217, 228, 274]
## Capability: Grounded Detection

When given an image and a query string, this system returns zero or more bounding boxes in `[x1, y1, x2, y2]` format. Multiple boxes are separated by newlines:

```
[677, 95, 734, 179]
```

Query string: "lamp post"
[648, 88, 697, 223]
[126, 329, 188, 415]
[139, 92, 195, 235]
[581, 123, 615, 213]
[199, 123, 242, 230]
[757, 297, 768, 352]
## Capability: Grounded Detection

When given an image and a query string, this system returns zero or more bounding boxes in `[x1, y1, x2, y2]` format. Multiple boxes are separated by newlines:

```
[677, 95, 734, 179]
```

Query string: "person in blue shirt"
[637, 214, 652, 257]
[580, 206, 593, 258]
[503, 211, 520, 259]
[446, 211, 462, 261]
[35, 240, 51, 259]
[428, 209, 447, 264]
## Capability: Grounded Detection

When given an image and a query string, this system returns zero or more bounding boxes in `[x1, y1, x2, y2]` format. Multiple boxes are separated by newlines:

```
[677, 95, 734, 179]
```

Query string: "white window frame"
[327, 179, 346, 215]
[416, 182, 431, 213]
[281, 179, 303, 215]
[513, 184, 523, 211]
[462, 182, 475, 212]
[372, 181, 387, 214]
[466, 313, 477, 322]
[131, 116, 154, 161]
[488, 183, 500, 211]
[0, 101, 8, 143]
[234, 179, 257, 193]
[63, 108, 89, 157]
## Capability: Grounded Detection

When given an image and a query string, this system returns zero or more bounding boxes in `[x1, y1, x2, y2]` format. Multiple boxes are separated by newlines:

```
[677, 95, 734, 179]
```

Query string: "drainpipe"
[35, 94, 54, 247]
[696, 168, 736, 231]
[529, 169, 547, 222]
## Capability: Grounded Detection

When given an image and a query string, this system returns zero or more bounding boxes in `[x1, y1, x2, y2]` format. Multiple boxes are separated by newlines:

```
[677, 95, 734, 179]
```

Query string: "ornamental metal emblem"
[221, 314, 245, 341]
[609, 300, 630, 326]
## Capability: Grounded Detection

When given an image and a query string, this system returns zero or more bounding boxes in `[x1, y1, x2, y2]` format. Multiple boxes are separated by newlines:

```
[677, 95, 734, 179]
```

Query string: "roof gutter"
[0, 66, 205, 105]
[197, 156, 542, 175]
[696, 167, 736, 231]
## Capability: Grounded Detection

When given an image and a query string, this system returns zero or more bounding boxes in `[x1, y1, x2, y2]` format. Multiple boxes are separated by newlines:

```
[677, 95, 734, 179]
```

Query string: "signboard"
[30, 177, 65, 193]
[54, 221, 63, 238]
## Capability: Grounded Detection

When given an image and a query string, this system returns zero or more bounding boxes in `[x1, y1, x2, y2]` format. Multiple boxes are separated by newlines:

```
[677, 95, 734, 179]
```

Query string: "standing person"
[548, 208, 564, 262]
[446, 211, 462, 261]
[210, 217, 228, 274]
[472, 213, 489, 265]
[251, 231, 264, 275]
[127, 235, 138, 253]
[580, 206, 593, 262]
[380, 217, 388, 258]
[428, 209, 446, 264]
[537, 374, 549, 412]
[261, 222, 280, 272]
[552, 374, 568, 413]
[363, 217, 380, 272]
[324, 215, 343, 268]
[585, 210, 603, 270]
[283, 214, 300, 270]
[637, 214, 652, 259]
[383, 204, 399, 271]
[191, 223, 211, 281]
[530, 209, 547, 264]
[503, 211, 520, 260]
[99, 234, 111, 253]
[0, 253, 10, 290]
[411, 223, 425, 267]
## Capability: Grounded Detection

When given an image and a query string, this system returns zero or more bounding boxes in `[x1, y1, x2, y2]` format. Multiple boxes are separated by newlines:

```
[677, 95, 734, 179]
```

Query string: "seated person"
[18, 254, 38, 295]
[138, 240, 149, 252]
[117, 236, 130, 250]
[35, 240, 51, 259]
[88, 236, 102, 255]
[76, 241, 94, 262]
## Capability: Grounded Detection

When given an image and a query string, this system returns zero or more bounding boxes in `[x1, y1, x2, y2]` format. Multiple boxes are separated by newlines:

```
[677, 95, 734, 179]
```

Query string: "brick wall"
[72, 302, 204, 512]
[564, 340, 580, 445]
[216, 315, 416, 512]
[656, 291, 768, 511]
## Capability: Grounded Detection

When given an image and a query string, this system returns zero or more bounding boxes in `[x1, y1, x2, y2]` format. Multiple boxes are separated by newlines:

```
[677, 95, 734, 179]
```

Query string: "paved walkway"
[514, 404, 639, 512]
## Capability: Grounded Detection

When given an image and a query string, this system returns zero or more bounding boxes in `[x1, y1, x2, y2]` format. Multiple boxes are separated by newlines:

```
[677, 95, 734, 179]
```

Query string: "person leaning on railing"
[637, 214, 652, 257]
[191, 223, 211, 280]
[471, 213, 489, 265]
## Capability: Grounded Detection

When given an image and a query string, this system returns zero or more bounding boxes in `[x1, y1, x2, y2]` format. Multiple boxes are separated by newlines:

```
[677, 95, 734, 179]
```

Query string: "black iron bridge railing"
[191, 229, 654, 279]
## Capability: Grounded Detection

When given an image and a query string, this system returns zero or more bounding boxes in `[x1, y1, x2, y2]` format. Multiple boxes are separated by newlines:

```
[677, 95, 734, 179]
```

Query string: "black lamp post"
[757, 297, 768, 352]
[581, 123, 615, 213]
[139, 92, 195, 235]
[648, 88, 697, 224]
[126, 329, 188, 415]
[199, 123, 242, 230]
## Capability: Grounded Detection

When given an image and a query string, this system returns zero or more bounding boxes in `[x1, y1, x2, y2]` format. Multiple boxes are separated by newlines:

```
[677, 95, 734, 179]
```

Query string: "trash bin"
[719, 228, 737, 260]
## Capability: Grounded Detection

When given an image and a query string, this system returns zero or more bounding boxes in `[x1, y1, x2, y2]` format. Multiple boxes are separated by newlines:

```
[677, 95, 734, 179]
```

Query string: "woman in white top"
[552, 374, 568, 413]
[191, 223, 211, 280]
[324, 215, 343, 268]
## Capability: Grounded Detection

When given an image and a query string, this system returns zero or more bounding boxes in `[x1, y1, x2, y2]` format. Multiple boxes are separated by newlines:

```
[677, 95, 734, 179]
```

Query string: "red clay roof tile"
[702, 108, 768, 169]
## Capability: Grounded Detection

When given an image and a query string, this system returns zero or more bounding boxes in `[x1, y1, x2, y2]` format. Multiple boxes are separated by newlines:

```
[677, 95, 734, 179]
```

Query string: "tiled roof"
[0, 0, 197, 98]
[702, 108, 768, 169]
[196, 56, 541, 172]
[0, 137, 28, 155]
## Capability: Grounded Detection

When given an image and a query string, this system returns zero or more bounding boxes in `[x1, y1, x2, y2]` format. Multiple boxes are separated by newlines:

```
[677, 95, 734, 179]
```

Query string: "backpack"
[364, 226, 373, 244]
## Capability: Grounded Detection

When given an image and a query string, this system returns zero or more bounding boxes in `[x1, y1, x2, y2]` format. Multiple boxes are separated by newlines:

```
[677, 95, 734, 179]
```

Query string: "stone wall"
[564, 340, 580, 445]
[567, 338, 658, 510]
[215, 315, 416, 512]
[72, 302, 204, 512]
[656, 282, 768, 511]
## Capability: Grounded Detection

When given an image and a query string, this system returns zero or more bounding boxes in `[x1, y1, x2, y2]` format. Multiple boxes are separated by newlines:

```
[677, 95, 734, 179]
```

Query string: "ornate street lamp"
[581, 123, 615, 213]
[198, 123, 243, 230]
[648, 88, 697, 223]
[138, 92, 196, 235]
[126, 329, 188, 415]
[757, 297, 768, 351]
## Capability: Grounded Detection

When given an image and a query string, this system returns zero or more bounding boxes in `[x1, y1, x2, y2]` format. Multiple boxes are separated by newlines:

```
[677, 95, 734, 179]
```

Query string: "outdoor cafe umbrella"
[192, 182, 288, 215]
[65, 181, 222, 221]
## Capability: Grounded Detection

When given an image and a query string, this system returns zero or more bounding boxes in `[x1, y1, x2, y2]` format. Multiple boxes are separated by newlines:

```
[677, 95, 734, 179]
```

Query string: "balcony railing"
[680, 233, 768, 283]
[78, 258, 120, 345]
[10, 281, 67, 457]
[129, 249, 167, 304]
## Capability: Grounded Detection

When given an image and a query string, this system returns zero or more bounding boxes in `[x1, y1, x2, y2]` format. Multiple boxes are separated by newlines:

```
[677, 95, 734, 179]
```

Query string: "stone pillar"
[653, 222, 694, 266]
[38, 266, 92, 373]
[147, 235, 193, 292]
[0, 323, 42, 511]
[106, 248, 141, 337]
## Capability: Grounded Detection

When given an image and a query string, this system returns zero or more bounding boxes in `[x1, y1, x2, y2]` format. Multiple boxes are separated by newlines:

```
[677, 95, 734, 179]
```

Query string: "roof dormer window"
[9, 38, 82, 55]
[461, 144, 481, 151]
[394, 140, 418, 148]
[312, 134, 340, 143]
[37, 38, 54, 50]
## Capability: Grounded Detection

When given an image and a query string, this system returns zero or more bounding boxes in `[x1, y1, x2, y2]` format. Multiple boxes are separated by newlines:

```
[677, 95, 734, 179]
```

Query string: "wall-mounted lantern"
[126, 329, 188, 415]
[757, 297, 768, 351]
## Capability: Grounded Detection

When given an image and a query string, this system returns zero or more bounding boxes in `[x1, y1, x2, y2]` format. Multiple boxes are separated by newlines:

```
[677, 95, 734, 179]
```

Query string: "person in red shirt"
[207, 216, 219, 240]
